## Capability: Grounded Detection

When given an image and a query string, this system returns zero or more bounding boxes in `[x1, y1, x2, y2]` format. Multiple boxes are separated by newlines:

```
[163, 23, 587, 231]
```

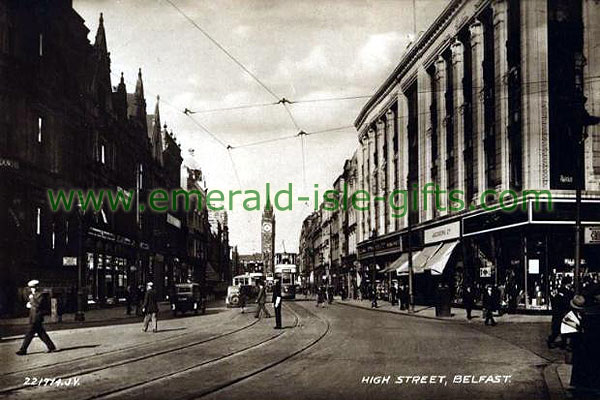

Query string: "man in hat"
[16, 280, 57, 355]
[255, 280, 271, 319]
[272, 280, 283, 329]
[482, 285, 497, 326]
[547, 284, 569, 348]
[142, 282, 159, 332]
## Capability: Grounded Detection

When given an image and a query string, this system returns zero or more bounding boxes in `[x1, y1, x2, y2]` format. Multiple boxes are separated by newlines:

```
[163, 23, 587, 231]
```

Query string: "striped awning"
[426, 241, 460, 275]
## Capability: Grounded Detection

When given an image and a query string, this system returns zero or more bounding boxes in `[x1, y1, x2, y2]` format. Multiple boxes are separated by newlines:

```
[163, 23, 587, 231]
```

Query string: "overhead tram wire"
[288, 94, 373, 105]
[163, 0, 281, 102]
[183, 94, 373, 115]
[227, 146, 243, 190]
[229, 124, 356, 150]
[183, 101, 280, 115]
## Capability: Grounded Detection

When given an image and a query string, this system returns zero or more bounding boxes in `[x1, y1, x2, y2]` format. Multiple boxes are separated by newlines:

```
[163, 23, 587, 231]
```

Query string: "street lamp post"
[573, 53, 600, 294]
[75, 204, 86, 321]
[406, 178, 415, 313]
[370, 230, 377, 305]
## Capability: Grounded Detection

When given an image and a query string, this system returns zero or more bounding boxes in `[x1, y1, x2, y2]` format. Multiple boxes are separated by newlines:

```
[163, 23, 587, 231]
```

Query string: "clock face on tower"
[262, 222, 272, 233]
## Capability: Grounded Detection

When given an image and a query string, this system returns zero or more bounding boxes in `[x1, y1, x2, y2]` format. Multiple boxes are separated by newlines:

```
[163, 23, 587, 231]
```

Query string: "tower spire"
[134, 68, 146, 122]
[135, 68, 144, 99]
[152, 95, 163, 165]
[94, 12, 107, 53]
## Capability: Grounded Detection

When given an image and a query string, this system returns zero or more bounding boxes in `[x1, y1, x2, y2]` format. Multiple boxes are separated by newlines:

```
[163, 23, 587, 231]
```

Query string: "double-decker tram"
[274, 264, 297, 299]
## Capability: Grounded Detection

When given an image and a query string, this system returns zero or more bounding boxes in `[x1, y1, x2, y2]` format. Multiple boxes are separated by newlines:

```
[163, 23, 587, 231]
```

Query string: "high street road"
[0, 301, 568, 400]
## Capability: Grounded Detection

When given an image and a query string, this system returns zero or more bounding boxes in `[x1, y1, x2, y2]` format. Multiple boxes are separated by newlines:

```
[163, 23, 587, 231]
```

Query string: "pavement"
[0, 298, 587, 400]
[0, 301, 204, 340]
[335, 298, 576, 400]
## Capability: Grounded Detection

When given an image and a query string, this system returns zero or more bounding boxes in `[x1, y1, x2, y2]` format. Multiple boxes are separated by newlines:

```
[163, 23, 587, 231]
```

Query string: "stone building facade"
[352, 0, 600, 308]
[0, 0, 230, 315]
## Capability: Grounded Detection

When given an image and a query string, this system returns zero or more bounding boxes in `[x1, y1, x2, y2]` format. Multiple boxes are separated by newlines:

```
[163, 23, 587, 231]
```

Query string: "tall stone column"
[356, 136, 366, 243]
[584, 0, 600, 191]
[376, 119, 386, 235]
[520, 0, 550, 190]
[368, 128, 376, 236]
[470, 20, 486, 200]
[434, 56, 449, 215]
[418, 67, 433, 222]
[385, 109, 396, 233]
[493, 0, 510, 190]
[398, 94, 410, 230]
[451, 39, 466, 200]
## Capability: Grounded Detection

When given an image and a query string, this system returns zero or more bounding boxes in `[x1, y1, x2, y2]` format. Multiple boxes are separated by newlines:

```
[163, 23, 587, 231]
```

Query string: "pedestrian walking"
[547, 285, 569, 348]
[463, 285, 474, 320]
[370, 285, 378, 308]
[239, 285, 248, 314]
[255, 281, 271, 318]
[16, 280, 57, 356]
[142, 282, 159, 333]
[135, 285, 144, 316]
[126, 284, 133, 315]
[315, 286, 323, 307]
[482, 285, 497, 326]
[273, 280, 282, 329]
[327, 285, 333, 304]
[389, 282, 396, 306]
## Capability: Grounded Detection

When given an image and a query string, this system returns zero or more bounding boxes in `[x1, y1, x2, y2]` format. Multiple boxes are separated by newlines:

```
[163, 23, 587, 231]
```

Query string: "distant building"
[238, 253, 263, 275]
[261, 202, 275, 275]
[275, 252, 298, 266]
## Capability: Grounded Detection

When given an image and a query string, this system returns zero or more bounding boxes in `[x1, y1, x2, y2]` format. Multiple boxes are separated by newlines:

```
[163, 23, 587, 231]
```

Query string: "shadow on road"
[26, 344, 101, 355]
[155, 327, 187, 333]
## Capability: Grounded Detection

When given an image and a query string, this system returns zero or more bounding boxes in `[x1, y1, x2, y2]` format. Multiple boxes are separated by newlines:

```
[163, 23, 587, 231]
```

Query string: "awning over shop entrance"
[396, 251, 421, 275]
[412, 244, 442, 273]
[426, 241, 460, 275]
[385, 252, 407, 274]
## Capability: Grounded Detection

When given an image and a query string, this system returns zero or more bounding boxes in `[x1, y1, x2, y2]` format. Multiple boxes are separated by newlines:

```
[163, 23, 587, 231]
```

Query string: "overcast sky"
[73, 0, 448, 255]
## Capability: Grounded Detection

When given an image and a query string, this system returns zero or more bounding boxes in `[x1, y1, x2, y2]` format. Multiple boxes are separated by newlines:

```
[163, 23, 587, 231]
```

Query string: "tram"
[274, 264, 297, 299]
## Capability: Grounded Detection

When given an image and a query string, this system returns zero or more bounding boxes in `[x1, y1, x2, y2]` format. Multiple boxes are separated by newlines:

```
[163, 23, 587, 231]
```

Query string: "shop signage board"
[480, 266, 492, 278]
[63, 256, 78, 266]
[167, 213, 181, 228]
[528, 259, 540, 274]
[584, 226, 600, 244]
[424, 221, 460, 244]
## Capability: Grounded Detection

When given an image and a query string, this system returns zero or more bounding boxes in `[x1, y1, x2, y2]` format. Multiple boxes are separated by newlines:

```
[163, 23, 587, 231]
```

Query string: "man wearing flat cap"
[16, 280, 57, 356]
[142, 282, 159, 332]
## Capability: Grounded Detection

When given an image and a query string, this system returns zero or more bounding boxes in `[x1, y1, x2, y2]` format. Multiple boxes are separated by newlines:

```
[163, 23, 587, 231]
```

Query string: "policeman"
[16, 280, 57, 356]
[273, 280, 282, 329]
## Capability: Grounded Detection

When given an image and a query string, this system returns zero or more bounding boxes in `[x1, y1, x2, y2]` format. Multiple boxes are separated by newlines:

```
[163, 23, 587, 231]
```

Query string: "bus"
[226, 273, 263, 307]
[274, 264, 297, 300]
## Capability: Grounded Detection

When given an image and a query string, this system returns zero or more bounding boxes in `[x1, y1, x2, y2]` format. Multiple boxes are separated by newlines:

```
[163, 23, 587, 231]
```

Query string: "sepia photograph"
[1, 0, 600, 399]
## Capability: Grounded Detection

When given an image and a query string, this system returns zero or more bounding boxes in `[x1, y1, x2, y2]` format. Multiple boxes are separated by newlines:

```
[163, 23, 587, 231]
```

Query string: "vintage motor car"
[170, 283, 206, 316]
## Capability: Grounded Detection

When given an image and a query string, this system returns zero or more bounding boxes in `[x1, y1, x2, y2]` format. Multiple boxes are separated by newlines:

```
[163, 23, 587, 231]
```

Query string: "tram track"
[2, 301, 331, 400]
[0, 311, 261, 396]
[95, 302, 331, 400]
[2, 310, 242, 378]
[93, 308, 303, 400]
[191, 301, 331, 400]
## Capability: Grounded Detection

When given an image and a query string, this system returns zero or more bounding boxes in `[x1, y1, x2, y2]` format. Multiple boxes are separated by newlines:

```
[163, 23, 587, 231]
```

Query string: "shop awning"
[205, 262, 220, 282]
[396, 251, 422, 275]
[379, 262, 398, 274]
[385, 252, 408, 274]
[426, 241, 460, 275]
[412, 244, 442, 273]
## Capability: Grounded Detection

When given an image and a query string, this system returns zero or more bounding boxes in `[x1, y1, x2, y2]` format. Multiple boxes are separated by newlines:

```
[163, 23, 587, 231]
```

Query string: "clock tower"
[261, 199, 276, 276]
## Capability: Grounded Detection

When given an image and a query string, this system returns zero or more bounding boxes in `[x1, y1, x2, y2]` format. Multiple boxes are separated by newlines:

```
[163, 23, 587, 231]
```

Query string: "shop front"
[462, 198, 600, 310]
[85, 226, 137, 305]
